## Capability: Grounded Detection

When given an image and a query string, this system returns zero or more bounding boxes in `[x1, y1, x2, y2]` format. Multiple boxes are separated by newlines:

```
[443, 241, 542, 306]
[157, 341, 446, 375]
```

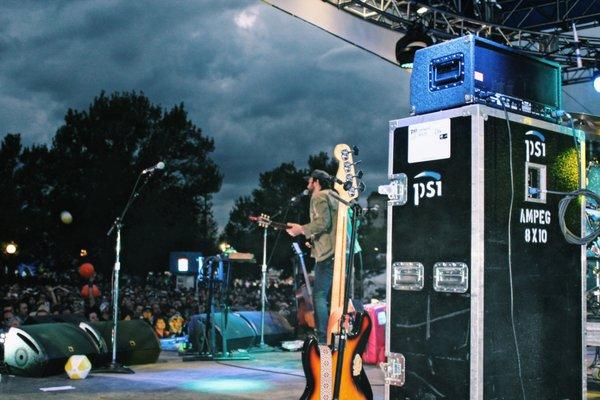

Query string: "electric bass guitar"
[300, 144, 372, 400]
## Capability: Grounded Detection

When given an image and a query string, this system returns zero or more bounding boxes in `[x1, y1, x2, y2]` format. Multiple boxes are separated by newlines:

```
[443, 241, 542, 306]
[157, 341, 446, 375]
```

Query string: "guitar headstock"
[333, 144, 364, 202]
[249, 213, 272, 228]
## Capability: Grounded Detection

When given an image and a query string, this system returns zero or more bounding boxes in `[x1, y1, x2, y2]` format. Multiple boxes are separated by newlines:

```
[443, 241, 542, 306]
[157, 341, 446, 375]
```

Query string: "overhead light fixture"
[395, 28, 433, 69]
[416, 7, 429, 15]
[594, 72, 600, 93]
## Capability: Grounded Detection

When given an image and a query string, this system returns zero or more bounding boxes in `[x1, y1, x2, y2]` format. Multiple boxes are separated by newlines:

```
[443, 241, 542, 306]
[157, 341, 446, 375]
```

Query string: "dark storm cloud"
[1, 1, 597, 228]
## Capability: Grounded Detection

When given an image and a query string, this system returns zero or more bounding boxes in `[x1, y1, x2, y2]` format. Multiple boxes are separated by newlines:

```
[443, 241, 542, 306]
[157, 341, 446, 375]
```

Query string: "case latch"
[433, 262, 469, 293]
[380, 353, 405, 387]
[378, 174, 407, 206]
[392, 262, 424, 291]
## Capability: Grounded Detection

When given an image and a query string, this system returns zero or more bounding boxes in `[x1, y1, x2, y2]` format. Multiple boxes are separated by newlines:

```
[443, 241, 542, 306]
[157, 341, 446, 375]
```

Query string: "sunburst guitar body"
[299, 312, 373, 400]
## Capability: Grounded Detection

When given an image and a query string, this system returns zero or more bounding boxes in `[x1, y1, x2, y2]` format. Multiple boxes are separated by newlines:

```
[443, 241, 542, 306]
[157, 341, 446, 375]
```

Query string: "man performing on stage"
[286, 169, 337, 344]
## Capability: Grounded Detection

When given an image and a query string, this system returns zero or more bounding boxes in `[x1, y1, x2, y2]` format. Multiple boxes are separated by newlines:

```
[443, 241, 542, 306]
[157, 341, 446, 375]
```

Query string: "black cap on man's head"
[304, 169, 331, 183]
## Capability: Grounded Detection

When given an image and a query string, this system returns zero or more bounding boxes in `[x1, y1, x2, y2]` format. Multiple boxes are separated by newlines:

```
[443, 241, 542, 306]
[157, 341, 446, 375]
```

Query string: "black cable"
[215, 360, 304, 378]
[545, 188, 600, 245]
[266, 205, 291, 266]
[562, 88, 594, 115]
[501, 103, 527, 400]
[538, 113, 600, 245]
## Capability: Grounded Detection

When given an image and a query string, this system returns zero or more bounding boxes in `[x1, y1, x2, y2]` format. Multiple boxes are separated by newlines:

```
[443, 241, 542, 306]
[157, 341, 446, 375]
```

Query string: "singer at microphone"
[142, 161, 165, 175]
[285, 169, 338, 344]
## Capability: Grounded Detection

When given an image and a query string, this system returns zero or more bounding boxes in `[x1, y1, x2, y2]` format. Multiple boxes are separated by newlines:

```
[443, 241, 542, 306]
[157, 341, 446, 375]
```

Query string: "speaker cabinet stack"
[382, 104, 585, 399]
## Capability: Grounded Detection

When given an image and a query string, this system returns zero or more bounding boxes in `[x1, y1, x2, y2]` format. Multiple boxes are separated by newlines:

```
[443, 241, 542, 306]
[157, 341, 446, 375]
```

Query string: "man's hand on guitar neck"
[286, 223, 305, 237]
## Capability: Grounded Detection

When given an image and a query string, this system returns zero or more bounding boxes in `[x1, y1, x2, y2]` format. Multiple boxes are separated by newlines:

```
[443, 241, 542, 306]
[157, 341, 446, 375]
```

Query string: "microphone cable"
[266, 204, 292, 267]
[501, 102, 527, 400]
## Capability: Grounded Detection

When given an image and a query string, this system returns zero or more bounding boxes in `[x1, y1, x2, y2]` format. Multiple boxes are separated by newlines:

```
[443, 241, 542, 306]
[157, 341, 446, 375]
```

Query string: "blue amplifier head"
[410, 35, 562, 120]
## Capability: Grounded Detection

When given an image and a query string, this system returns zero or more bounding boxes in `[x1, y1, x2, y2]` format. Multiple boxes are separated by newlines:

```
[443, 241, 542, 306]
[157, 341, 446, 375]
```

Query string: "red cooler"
[362, 302, 386, 364]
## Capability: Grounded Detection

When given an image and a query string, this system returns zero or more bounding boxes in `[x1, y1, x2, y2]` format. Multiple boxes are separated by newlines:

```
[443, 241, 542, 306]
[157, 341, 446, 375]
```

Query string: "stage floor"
[3, 350, 600, 399]
[0, 350, 385, 400]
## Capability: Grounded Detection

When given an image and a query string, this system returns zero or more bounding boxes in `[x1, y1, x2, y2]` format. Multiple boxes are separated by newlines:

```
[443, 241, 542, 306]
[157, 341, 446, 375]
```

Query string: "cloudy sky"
[1, 1, 599, 229]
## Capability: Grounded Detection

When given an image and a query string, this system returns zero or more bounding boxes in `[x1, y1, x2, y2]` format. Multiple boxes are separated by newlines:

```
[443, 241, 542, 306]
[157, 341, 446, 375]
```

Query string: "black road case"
[382, 104, 585, 399]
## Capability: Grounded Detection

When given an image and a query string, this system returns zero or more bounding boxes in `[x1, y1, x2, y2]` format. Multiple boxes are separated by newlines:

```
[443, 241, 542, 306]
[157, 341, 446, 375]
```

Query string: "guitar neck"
[330, 203, 349, 311]
[298, 253, 312, 297]
[269, 221, 289, 230]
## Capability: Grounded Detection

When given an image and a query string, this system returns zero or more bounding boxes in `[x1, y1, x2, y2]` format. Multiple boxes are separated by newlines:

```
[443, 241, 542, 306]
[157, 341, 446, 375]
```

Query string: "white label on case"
[408, 119, 451, 163]
[474, 71, 484, 81]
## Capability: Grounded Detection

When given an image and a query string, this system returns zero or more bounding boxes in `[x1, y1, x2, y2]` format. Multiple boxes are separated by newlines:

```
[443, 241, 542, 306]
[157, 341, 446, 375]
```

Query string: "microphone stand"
[254, 223, 275, 351]
[95, 171, 154, 374]
[251, 207, 285, 353]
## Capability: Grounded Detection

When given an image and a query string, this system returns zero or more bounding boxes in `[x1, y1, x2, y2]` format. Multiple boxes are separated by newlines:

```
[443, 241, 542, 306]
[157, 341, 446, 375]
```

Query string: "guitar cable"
[502, 103, 527, 400]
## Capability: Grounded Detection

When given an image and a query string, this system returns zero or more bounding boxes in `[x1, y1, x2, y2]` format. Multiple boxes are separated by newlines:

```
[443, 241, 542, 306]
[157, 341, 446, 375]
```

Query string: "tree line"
[0, 91, 384, 277]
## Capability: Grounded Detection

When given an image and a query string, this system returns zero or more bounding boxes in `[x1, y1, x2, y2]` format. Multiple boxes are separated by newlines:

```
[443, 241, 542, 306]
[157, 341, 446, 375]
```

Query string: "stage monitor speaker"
[188, 312, 256, 352]
[77, 321, 109, 354]
[236, 311, 294, 346]
[3, 323, 103, 377]
[91, 320, 160, 365]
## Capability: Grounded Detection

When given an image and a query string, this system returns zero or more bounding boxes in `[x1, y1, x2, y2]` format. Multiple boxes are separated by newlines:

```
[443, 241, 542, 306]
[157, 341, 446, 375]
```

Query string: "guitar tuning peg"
[356, 170, 363, 179]
[358, 181, 366, 192]
[353, 145, 359, 156]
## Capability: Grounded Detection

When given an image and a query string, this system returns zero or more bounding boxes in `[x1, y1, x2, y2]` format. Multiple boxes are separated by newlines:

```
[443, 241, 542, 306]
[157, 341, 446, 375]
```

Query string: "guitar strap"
[319, 345, 333, 400]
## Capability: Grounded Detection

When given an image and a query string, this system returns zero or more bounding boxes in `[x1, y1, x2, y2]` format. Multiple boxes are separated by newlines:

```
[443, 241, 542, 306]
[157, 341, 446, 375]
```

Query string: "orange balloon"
[81, 284, 100, 298]
[79, 263, 95, 279]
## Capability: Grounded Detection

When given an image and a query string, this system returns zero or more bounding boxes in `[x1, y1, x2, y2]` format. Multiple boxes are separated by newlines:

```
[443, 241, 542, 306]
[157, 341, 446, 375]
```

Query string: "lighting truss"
[323, 0, 600, 85]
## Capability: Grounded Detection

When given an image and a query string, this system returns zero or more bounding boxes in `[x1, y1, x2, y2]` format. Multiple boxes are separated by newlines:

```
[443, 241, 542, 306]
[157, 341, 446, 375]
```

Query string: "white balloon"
[60, 211, 73, 224]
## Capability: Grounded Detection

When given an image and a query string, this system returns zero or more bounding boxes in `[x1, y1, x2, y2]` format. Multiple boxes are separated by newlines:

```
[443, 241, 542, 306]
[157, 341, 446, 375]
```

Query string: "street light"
[4, 243, 17, 255]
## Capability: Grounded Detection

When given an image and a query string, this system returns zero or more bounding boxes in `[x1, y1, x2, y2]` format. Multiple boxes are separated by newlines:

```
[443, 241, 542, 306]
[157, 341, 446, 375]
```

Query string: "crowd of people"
[0, 269, 298, 339]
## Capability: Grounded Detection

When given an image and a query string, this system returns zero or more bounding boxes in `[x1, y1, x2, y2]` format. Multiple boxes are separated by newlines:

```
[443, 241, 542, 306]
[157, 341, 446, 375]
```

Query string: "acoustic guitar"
[299, 144, 372, 400]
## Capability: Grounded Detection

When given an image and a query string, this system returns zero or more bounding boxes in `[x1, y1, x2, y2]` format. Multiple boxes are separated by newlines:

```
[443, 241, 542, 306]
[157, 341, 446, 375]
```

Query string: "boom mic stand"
[95, 170, 155, 374]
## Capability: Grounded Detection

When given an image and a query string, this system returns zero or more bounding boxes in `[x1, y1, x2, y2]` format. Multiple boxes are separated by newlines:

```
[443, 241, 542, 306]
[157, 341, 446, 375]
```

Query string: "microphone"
[290, 190, 309, 205]
[142, 161, 165, 175]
